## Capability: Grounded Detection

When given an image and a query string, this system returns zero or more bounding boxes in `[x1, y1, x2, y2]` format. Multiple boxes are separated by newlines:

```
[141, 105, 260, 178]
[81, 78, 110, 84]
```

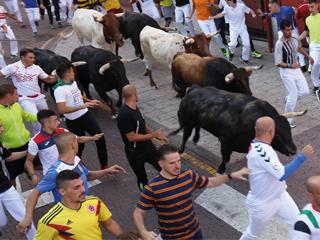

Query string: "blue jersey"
[23, 0, 38, 8]
[271, 6, 297, 30]
[36, 156, 90, 203]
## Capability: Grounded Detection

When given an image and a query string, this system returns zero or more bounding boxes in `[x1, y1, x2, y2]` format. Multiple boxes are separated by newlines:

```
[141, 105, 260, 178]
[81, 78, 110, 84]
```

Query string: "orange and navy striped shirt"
[137, 169, 209, 240]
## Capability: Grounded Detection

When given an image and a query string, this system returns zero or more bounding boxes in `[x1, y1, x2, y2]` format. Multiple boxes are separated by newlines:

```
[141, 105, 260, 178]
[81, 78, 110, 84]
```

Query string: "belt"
[19, 94, 40, 98]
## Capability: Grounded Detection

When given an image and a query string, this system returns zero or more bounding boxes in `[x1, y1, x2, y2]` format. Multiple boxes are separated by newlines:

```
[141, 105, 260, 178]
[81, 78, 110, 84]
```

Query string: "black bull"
[171, 86, 306, 173]
[71, 46, 134, 117]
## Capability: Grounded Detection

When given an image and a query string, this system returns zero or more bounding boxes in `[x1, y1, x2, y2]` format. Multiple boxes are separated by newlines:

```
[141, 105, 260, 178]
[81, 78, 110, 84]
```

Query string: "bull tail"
[58, 29, 74, 40]
[169, 127, 183, 136]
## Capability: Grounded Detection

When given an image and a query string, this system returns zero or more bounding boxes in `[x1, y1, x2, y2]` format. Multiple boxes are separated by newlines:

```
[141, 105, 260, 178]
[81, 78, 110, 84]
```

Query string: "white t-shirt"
[1, 61, 48, 96]
[222, 3, 250, 30]
[54, 81, 88, 120]
[246, 140, 286, 204]
[0, 6, 7, 26]
[28, 128, 67, 174]
[293, 203, 320, 240]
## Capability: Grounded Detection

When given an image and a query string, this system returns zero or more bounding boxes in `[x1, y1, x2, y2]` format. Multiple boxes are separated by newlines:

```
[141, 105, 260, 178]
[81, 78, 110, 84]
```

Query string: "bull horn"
[120, 57, 140, 64]
[244, 65, 264, 72]
[51, 69, 57, 76]
[282, 109, 308, 119]
[185, 38, 195, 45]
[225, 73, 235, 83]
[206, 30, 220, 38]
[115, 12, 125, 18]
[99, 63, 111, 75]
[93, 15, 103, 23]
[71, 61, 87, 67]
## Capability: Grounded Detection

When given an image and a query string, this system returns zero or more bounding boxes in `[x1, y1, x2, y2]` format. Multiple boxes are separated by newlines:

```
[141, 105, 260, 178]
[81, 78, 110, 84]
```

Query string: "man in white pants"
[0, 123, 36, 240]
[132, 0, 160, 21]
[0, 5, 19, 58]
[212, 0, 256, 63]
[3, 0, 25, 27]
[300, 1, 320, 98]
[0, 48, 57, 135]
[175, 0, 196, 36]
[23, 0, 42, 36]
[60, 0, 73, 24]
[274, 20, 313, 128]
[240, 116, 314, 240]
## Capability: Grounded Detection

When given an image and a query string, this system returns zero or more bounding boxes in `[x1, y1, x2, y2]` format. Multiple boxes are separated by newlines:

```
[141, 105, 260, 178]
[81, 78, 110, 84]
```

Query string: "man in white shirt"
[292, 175, 320, 240]
[53, 62, 109, 169]
[25, 109, 103, 185]
[0, 48, 57, 134]
[240, 116, 314, 240]
[131, 0, 160, 22]
[212, 0, 256, 63]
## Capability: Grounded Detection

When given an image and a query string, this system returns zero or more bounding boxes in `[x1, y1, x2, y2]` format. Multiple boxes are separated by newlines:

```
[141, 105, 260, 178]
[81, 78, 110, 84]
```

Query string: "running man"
[292, 175, 320, 239]
[25, 109, 104, 185]
[212, 0, 256, 63]
[0, 48, 57, 135]
[174, 0, 196, 36]
[274, 20, 313, 128]
[240, 116, 314, 240]
[17, 132, 125, 234]
[0, 121, 36, 240]
[134, 144, 249, 240]
[117, 84, 168, 191]
[53, 62, 109, 169]
[2, 0, 25, 27]
[257, 0, 307, 71]
[189, 0, 230, 57]
[34, 170, 123, 239]
[299, 0, 320, 98]
[130, 0, 160, 21]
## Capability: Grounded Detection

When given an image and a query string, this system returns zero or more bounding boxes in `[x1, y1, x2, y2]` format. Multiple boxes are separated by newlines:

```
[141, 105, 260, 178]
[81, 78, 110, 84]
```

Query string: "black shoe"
[35, 21, 39, 27]
[313, 87, 319, 95]
[239, 56, 249, 64]
[301, 65, 308, 73]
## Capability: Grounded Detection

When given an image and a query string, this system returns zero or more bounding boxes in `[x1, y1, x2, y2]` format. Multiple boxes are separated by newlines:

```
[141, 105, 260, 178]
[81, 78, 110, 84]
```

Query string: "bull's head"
[93, 13, 124, 47]
[224, 65, 263, 95]
[271, 110, 307, 156]
[183, 33, 212, 57]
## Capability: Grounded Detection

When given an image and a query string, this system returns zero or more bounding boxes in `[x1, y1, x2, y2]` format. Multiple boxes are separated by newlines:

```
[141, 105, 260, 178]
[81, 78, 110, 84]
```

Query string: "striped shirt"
[274, 37, 301, 66]
[137, 169, 209, 240]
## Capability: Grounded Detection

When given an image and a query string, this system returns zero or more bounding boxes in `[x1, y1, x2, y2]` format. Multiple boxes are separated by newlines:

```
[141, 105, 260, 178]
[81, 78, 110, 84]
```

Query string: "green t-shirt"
[306, 13, 320, 44]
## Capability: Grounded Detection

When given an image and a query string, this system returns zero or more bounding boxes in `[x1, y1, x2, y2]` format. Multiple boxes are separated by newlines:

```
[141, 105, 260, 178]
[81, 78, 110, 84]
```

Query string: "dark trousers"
[66, 111, 108, 167]
[38, 0, 60, 24]
[125, 144, 161, 191]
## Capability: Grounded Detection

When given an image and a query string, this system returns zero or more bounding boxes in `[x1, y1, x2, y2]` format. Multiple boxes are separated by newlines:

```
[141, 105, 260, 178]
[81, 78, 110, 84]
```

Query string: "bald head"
[55, 132, 77, 155]
[307, 176, 320, 193]
[255, 116, 275, 137]
[122, 84, 137, 99]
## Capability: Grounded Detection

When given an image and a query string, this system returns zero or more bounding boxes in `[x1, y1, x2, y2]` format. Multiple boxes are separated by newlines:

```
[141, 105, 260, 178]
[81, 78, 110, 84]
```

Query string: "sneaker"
[50, 24, 55, 29]
[239, 56, 249, 64]
[35, 21, 39, 27]
[290, 123, 297, 128]
[33, 32, 38, 37]
[313, 87, 319, 95]
[315, 89, 320, 102]
[301, 65, 308, 73]
[228, 52, 234, 61]
[222, 48, 231, 59]
[10, 54, 19, 60]
[58, 21, 62, 28]
[251, 50, 263, 59]
[308, 64, 312, 74]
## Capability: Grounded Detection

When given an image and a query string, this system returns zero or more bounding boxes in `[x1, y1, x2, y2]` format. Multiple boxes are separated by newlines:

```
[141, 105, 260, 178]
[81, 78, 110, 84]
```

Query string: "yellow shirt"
[34, 196, 112, 240]
[104, 0, 121, 11]
[306, 13, 320, 44]
[160, 0, 173, 7]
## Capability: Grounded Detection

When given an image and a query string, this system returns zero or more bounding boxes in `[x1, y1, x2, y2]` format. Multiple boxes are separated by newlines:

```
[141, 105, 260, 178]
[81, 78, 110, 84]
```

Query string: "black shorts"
[5, 143, 41, 180]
